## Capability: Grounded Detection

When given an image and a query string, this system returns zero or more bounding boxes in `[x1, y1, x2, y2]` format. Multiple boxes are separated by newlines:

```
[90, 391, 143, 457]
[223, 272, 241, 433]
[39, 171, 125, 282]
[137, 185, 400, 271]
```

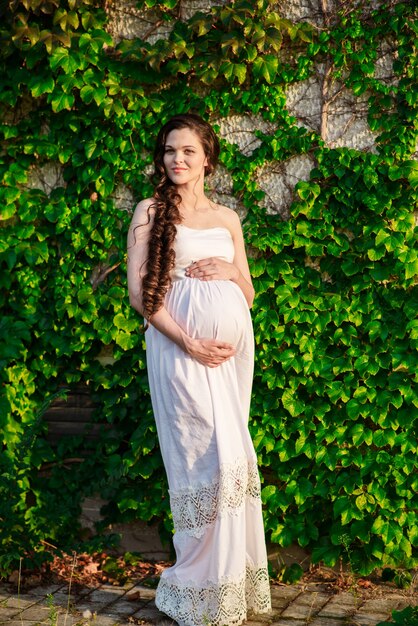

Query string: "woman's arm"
[230, 212, 255, 307]
[127, 199, 154, 316]
[146, 307, 236, 367]
[127, 201, 236, 367]
[185, 211, 255, 307]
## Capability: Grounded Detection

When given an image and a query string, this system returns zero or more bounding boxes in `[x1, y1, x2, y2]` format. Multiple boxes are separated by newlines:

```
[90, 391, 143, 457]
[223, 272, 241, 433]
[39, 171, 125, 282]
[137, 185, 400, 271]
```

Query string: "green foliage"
[0, 0, 417, 576]
[376, 605, 418, 626]
[278, 563, 304, 585]
[381, 567, 413, 590]
[0, 391, 79, 572]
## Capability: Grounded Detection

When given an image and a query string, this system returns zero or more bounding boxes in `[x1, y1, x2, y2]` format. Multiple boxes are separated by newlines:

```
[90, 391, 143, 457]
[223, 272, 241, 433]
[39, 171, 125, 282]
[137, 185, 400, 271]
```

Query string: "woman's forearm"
[146, 307, 237, 367]
[231, 270, 255, 308]
[144, 307, 192, 352]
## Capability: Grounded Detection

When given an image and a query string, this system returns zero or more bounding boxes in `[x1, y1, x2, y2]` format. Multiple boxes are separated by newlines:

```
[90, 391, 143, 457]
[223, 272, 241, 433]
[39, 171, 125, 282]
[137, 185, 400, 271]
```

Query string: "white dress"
[145, 224, 271, 626]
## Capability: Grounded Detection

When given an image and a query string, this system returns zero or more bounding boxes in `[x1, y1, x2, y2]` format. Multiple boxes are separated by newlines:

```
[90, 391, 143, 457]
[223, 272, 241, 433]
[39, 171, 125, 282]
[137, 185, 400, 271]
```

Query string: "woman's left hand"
[185, 257, 240, 282]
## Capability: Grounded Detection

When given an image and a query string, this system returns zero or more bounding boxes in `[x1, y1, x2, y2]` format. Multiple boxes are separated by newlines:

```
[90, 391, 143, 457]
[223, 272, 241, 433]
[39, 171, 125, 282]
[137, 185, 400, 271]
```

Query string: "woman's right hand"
[141, 307, 235, 367]
[183, 336, 236, 367]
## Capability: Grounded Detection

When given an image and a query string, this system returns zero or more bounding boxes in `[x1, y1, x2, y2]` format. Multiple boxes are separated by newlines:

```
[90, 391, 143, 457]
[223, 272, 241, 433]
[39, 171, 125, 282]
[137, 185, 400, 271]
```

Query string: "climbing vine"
[0, 0, 417, 576]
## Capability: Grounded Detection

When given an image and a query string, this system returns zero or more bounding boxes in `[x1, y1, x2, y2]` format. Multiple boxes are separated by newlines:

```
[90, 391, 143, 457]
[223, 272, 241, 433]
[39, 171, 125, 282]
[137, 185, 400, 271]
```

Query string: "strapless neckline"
[177, 224, 232, 236]
[172, 222, 235, 281]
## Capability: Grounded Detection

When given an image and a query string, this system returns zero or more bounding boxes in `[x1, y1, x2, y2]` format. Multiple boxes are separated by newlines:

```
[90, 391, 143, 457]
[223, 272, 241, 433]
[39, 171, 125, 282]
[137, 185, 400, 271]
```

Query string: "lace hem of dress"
[169, 458, 261, 537]
[155, 565, 271, 626]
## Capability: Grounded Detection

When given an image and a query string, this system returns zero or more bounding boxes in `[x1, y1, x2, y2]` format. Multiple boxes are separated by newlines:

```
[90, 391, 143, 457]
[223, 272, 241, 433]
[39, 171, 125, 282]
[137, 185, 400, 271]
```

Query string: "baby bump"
[166, 279, 251, 347]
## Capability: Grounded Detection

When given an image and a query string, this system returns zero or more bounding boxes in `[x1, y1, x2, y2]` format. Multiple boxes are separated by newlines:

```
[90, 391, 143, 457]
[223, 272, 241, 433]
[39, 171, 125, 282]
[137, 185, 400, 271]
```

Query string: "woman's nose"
[173, 152, 183, 163]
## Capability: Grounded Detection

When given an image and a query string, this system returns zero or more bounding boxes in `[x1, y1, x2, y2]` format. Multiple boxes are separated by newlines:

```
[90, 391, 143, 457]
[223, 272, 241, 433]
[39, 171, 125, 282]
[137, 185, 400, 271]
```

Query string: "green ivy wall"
[0, 0, 417, 575]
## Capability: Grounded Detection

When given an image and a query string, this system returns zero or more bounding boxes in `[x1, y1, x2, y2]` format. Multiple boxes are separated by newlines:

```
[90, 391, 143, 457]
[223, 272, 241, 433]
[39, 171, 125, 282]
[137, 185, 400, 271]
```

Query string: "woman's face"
[163, 127, 208, 185]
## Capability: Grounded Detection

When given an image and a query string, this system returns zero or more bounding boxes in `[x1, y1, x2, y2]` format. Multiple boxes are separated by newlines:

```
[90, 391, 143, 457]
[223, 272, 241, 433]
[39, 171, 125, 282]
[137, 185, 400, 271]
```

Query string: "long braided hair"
[141, 114, 220, 321]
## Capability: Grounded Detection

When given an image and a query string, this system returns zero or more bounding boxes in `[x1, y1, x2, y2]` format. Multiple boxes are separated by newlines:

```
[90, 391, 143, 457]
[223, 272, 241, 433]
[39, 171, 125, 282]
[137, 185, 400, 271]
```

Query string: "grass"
[12, 553, 79, 626]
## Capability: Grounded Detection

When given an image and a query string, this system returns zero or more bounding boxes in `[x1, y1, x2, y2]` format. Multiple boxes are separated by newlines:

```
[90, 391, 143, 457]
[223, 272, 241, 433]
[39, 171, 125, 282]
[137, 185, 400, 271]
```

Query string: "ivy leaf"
[0, 204, 17, 220]
[367, 246, 386, 261]
[407, 161, 418, 187]
[282, 389, 304, 417]
[95, 177, 114, 197]
[49, 91, 75, 112]
[346, 399, 361, 419]
[220, 62, 247, 84]
[244, 45, 258, 62]
[84, 140, 102, 160]
[193, 18, 211, 37]
[80, 85, 95, 103]
[49, 48, 82, 73]
[93, 86, 108, 106]
[253, 55, 278, 83]
[28, 75, 55, 97]
[53, 8, 80, 31]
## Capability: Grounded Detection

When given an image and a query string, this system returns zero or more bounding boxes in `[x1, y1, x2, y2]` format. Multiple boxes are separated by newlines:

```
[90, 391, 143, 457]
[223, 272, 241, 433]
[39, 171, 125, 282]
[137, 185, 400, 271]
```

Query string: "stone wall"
[27, 1, 401, 221]
[104, 1, 390, 219]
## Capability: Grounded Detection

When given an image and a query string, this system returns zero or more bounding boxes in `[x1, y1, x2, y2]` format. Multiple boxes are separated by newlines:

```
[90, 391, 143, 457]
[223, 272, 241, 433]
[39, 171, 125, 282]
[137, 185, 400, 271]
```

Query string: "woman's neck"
[177, 187, 210, 215]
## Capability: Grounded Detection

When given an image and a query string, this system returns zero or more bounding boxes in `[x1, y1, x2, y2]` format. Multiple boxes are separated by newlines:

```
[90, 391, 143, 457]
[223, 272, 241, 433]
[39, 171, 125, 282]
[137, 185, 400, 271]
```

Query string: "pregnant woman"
[127, 113, 271, 626]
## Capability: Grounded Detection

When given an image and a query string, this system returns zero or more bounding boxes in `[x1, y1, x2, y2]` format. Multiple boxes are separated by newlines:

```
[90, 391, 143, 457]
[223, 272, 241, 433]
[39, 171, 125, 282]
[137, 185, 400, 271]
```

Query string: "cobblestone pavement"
[0, 578, 417, 626]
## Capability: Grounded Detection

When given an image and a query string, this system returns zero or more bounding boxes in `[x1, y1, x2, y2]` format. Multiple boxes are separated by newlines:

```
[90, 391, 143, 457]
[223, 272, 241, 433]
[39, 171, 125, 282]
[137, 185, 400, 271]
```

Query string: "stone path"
[0, 577, 417, 626]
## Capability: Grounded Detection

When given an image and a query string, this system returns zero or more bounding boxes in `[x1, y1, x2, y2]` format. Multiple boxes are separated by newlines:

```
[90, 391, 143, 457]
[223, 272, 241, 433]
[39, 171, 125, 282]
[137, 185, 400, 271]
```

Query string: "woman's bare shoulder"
[131, 198, 156, 225]
[215, 204, 242, 231]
